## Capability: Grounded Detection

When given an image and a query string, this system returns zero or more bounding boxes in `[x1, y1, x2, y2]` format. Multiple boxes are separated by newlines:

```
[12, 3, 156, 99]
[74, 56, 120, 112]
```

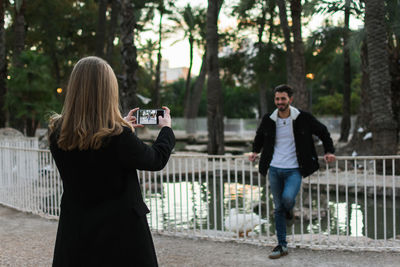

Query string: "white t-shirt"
[270, 117, 299, 169]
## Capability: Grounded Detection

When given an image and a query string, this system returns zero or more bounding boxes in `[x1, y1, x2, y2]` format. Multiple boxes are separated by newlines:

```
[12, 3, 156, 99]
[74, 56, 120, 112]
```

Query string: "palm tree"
[106, 0, 121, 64]
[206, 0, 224, 155]
[339, 0, 351, 142]
[0, 0, 6, 127]
[187, 51, 207, 120]
[153, 2, 166, 108]
[349, 39, 372, 152]
[387, 0, 400, 142]
[277, 0, 308, 110]
[120, 0, 139, 114]
[276, 0, 294, 86]
[171, 4, 207, 133]
[10, 0, 26, 132]
[13, 0, 25, 67]
[185, 8, 208, 133]
[364, 0, 398, 155]
[318, 0, 365, 142]
[290, 0, 308, 110]
[233, 0, 276, 117]
[172, 4, 197, 118]
[95, 0, 108, 58]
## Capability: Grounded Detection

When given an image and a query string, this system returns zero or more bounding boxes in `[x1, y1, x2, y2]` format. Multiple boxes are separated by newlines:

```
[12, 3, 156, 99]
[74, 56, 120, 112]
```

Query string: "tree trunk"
[365, 0, 398, 155]
[276, 0, 294, 86]
[106, 0, 121, 64]
[120, 0, 138, 115]
[95, 0, 108, 58]
[256, 0, 268, 117]
[11, 0, 26, 132]
[290, 0, 308, 110]
[13, 1, 25, 67]
[259, 82, 268, 116]
[339, 0, 351, 142]
[388, 28, 400, 146]
[183, 35, 194, 118]
[348, 40, 372, 154]
[187, 50, 207, 120]
[206, 0, 224, 155]
[0, 0, 6, 127]
[153, 12, 163, 108]
[25, 116, 39, 137]
[185, 51, 207, 135]
[389, 50, 400, 142]
[50, 49, 61, 86]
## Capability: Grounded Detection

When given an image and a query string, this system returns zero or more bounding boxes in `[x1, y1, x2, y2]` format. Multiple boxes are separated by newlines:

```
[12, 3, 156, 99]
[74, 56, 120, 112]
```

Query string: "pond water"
[143, 179, 400, 240]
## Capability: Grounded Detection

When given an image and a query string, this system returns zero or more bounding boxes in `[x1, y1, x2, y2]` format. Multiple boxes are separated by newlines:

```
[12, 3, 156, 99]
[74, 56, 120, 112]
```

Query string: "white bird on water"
[224, 209, 268, 237]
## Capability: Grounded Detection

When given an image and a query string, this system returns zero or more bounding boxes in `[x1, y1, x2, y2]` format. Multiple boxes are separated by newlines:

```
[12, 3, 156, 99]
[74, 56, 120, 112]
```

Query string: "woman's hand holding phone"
[124, 108, 144, 128]
[158, 106, 171, 128]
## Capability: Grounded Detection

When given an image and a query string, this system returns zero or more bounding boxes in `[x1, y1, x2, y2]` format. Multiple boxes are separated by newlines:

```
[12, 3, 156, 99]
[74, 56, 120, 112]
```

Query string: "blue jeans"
[268, 166, 302, 247]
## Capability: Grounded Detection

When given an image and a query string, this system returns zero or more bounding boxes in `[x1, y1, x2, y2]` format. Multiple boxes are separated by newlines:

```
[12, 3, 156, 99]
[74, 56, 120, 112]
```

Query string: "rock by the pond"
[0, 127, 24, 137]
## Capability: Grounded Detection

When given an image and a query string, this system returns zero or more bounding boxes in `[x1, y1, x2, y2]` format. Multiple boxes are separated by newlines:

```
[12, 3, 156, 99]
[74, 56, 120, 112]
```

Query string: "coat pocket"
[132, 201, 150, 217]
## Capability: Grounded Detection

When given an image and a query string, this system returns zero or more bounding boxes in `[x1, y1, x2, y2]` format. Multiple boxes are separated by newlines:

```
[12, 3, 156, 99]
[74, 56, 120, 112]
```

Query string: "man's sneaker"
[286, 209, 294, 227]
[268, 245, 288, 259]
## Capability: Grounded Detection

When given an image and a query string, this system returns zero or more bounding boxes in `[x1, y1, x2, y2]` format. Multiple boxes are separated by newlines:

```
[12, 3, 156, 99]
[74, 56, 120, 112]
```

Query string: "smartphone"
[136, 109, 165, 125]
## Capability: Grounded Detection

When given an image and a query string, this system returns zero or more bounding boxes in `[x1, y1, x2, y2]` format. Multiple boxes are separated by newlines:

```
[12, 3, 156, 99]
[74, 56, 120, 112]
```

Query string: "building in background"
[161, 60, 189, 84]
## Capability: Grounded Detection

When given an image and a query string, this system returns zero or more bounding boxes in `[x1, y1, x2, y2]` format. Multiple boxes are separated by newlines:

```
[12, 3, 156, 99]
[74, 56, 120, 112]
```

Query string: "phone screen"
[137, 109, 164, 125]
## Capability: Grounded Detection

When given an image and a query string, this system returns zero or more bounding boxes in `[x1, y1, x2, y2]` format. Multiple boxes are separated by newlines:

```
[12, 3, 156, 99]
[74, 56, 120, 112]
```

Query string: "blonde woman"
[48, 56, 174, 267]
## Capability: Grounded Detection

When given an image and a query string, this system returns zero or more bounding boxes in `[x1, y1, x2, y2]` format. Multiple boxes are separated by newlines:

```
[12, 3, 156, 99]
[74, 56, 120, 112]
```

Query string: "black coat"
[50, 126, 175, 267]
[252, 109, 334, 177]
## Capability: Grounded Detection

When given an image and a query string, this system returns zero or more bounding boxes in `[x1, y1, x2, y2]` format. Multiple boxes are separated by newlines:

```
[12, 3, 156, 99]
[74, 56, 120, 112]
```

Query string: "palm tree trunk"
[13, 1, 25, 68]
[106, 0, 121, 64]
[11, 0, 26, 132]
[276, 0, 294, 86]
[339, 0, 351, 142]
[153, 12, 163, 108]
[185, 51, 207, 134]
[256, 0, 268, 117]
[95, 0, 108, 58]
[120, 0, 139, 114]
[259, 83, 268, 116]
[290, 0, 308, 110]
[188, 51, 207, 119]
[25, 116, 39, 137]
[388, 26, 400, 144]
[183, 35, 194, 118]
[0, 0, 7, 127]
[207, 0, 224, 155]
[349, 40, 372, 152]
[365, 0, 398, 155]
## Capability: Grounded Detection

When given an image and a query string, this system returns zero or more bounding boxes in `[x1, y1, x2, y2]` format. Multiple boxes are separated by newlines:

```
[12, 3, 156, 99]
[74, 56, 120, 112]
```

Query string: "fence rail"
[0, 143, 399, 251]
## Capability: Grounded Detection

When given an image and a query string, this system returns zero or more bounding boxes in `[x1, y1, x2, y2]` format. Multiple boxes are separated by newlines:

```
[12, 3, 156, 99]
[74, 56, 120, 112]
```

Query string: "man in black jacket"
[249, 84, 335, 259]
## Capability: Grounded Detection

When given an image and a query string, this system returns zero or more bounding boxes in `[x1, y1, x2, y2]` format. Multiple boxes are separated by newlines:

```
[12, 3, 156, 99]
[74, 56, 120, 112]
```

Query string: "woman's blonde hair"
[49, 56, 133, 150]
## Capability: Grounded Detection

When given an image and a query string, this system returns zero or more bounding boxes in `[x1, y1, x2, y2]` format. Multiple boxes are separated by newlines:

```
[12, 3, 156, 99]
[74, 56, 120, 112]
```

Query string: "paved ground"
[1, 205, 400, 267]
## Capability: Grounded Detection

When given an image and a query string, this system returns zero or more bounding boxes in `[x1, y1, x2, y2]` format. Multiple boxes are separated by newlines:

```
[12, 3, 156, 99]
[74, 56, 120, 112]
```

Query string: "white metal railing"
[0, 144, 399, 251]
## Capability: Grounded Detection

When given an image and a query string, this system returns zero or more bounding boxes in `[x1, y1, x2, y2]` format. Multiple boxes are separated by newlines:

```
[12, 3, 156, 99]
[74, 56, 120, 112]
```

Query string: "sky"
[154, 0, 364, 75]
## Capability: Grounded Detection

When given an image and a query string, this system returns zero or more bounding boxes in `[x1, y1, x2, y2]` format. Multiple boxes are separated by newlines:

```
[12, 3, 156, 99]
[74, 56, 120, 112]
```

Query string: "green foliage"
[159, 78, 258, 118]
[305, 25, 362, 110]
[317, 0, 364, 19]
[313, 92, 360, 115]
[222, 84, 258, 118]
[1, 0, 376, 121]
[161, 79, 186, 116]
[386, 0, 400, 39]
[5, 51, 60, 122]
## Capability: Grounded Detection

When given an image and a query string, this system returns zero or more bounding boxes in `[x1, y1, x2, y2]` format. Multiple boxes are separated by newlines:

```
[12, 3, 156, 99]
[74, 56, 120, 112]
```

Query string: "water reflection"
[144, 178, 400, 240]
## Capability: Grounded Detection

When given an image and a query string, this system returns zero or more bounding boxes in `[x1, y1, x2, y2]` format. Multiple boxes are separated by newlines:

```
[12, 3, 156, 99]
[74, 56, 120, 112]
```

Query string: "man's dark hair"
[274, 84, 293, 97]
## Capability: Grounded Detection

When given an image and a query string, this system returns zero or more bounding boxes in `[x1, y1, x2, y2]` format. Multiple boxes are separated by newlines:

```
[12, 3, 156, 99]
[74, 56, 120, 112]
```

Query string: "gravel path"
[1, 205, 399, 267]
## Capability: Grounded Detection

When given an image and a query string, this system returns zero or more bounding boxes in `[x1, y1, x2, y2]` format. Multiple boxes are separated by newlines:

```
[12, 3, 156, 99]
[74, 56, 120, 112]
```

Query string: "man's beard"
[277, 104, 289, 111]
